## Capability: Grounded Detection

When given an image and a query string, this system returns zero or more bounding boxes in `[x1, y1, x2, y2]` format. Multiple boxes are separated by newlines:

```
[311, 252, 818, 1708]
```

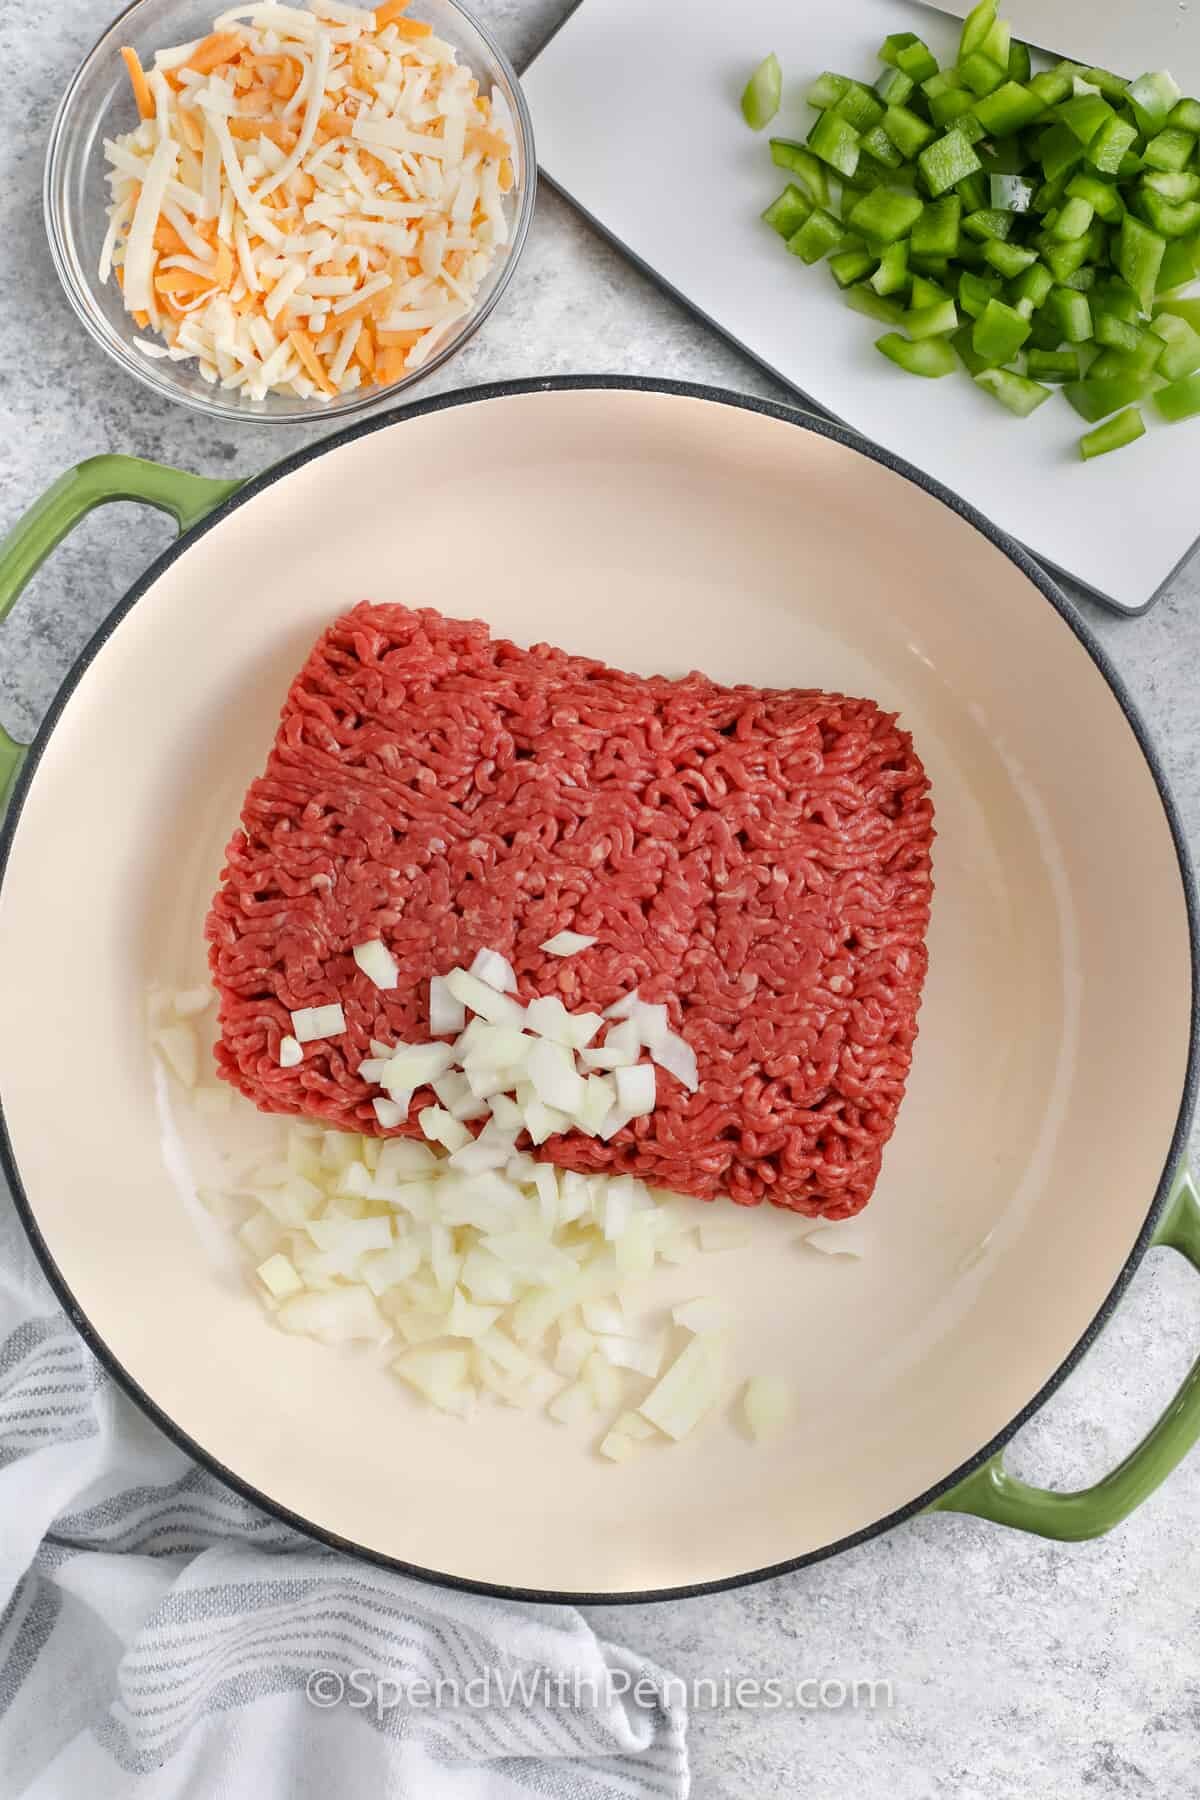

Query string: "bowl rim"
[1, 375, 1197, 1605]
[42, 0, 537, 425]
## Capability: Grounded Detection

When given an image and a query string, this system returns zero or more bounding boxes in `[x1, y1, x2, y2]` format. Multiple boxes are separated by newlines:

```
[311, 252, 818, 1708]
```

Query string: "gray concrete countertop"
[1, 2, 1198, 1794]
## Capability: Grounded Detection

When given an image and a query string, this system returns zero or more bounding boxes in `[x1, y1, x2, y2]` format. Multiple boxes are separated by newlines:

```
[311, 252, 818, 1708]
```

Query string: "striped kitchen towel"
[0, 1189, 689, 1798]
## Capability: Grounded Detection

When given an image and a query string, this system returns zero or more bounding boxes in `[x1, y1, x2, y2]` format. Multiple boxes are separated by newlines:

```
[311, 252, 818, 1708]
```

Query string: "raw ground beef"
[206, 603, 934, 1217]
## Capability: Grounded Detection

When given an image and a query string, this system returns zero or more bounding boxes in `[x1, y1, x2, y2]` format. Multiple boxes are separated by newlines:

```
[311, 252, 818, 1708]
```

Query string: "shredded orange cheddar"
[184, 32, 245, 75]
[376, 327, 424, 348]
[120, 48, 155, 121]
[288, 328, 338, 394]
[153, 220, 188, 254]
[394, 18, 433, 38]
[274, 55, 302, 98]
[354, 322, 376, 371]
[373, 0, 411, 24]
[374, 345, 409, 383]
[498, 158, 514, 193]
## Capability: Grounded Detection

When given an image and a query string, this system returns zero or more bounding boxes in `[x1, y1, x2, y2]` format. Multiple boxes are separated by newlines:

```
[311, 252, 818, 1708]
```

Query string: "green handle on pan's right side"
[0, 455, 242, 812]
[930, 1165, 1200, 1539]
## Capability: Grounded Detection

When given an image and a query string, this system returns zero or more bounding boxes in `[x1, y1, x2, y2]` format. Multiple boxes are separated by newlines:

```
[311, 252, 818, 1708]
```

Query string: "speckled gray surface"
[2, 2, 1199, 1794]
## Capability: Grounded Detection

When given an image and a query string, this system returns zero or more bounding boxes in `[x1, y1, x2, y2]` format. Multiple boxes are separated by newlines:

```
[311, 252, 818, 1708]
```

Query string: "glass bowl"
[44, 0, 536, 424]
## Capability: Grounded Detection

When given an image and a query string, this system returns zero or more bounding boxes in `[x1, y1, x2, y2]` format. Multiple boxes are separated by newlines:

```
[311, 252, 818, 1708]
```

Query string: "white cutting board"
[523, 0, 1200, 613]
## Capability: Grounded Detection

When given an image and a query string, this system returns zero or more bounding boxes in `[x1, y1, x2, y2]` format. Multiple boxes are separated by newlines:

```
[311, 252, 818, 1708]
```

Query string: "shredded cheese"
[102, 2, 515, 402]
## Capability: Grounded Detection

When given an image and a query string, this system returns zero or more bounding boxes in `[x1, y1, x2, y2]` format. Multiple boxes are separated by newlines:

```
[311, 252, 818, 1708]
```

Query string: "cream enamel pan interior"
[0, 382, 1194, 1598]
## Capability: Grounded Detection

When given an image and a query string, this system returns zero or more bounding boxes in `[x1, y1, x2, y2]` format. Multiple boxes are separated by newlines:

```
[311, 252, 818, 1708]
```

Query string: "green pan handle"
[930, 1165, 1200, 1540]
[0, 455, 241, 810]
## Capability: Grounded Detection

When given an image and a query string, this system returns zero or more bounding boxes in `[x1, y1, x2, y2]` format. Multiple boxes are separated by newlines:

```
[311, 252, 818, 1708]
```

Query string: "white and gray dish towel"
[0, 1188, 689, 1798]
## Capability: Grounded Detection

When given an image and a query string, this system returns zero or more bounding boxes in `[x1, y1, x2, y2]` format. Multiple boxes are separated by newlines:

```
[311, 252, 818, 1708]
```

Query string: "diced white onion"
[468, 947, 518, 993]
[540, 931, 597, 957]
[381, 1042, 455, 1091]
[290, 1003, 346, 1043]
[353, 938, 399, 989]
[804, 1221, 870, 1259]
[373, 1096, 408, 1128]
[429, 974, 466, 1036]
[615, 1063, 656, 1119]
[741, 1375, 794, 1441]
[445, 966, 526, 1028]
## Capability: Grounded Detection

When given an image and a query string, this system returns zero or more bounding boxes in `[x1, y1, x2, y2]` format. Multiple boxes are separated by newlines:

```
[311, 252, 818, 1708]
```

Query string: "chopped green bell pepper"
[806, 71, 851, 111]
[882, 104, 937, 160]
[860, 125, 905, 170]
[1009, 260, 1053, 308]
[957, 0, 997, 59]
[1065, 171, 1124, 221]
[1047, 284, 1093, 341]
[1026, 347, 1080, 380]
[1065, 374, 1154, 420]
[957, 52, 1006, 98]
[1086, 114, 1138, 175]
[1039, 234, 1092, 282]
[971, 80, 1045, 136]
[833, 82, 886, 133]
[875, 67, 915, 107]
[950, 324, 990, 373]
[1092, 275, 1141, 319]
[1028, 68, 1072, 108]
[741, 54, 782, 131]
[958, 268, 1001, 316]
[911, 196, 961, 257]
[903, 297, 959, 337]
[1143, 128, 1197, 174]
[1142, 170, 1200, 201]
[808, 109, 862, 178]
[964, 207, 1014, 241]
[1040, 125, 1085, 182]
[875, 331, 957, 375]
[1093, 310, 1160, 362]
[974, 367, 1052, 414]
[769, 143, 832, 206]
[1139, 192, 1200, 239]
[1051, 195, 1095, 239]
[1153, 370, 1200, 419]
[919, 129, 983, 197]
[1079, 406, 1145, 457]
[957, 170, 990, 213]
[930, 89, 976, 128]
[1057, 93, 1116, 147]
[1151, 311, 1200, 379]
[829, 248, 878, 286]
[1007, 41, 1032, 84]
[879, 32, 920, 67]
[1153, 230, 1197, 290]
[1167, 98, 1200, 132]
[979, 16, 1011, 68]
[846, 187, 924, 244]
[870, 240, 910, 295]
[972, 295, 1031, 361]
[1128, 71, 1182, 137]
[982, 237, 1038, 276]
[1154, 295, 1200, 329]
[762, 185, 813, 237]
[786, 206, 845, 262]
[844, 283, 906, 326]
[1117, 213, 1167, 307]
[1083, 67, 1129, 103]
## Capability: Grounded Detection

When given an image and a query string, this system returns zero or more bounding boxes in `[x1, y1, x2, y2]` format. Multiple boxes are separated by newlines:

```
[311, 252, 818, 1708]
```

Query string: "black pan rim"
[1, 372, 1196, 1606]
